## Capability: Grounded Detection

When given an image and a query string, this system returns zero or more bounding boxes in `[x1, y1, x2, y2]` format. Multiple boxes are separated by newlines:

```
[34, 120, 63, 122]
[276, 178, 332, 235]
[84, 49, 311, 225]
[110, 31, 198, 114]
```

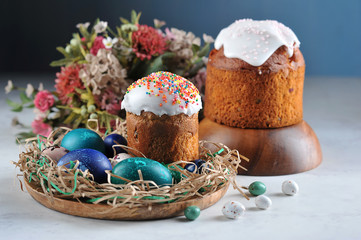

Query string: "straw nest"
[13, 119, 249, 208]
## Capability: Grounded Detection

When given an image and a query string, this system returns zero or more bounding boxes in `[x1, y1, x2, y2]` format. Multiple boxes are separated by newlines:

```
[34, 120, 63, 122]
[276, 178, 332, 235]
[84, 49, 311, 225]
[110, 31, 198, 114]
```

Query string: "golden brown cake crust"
[126, 111, 199, 164]
[204, 46, 305, 128]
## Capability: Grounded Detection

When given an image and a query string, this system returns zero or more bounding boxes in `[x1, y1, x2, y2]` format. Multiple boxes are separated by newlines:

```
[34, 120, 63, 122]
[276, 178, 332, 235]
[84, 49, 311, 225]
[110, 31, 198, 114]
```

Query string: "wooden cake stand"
[199, 118, 322, 176]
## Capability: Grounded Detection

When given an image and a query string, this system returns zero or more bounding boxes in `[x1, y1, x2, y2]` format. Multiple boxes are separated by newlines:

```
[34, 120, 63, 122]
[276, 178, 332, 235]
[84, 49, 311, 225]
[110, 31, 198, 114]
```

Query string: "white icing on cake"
[121, 71, 202, 116]
[214, 19, 300, 66]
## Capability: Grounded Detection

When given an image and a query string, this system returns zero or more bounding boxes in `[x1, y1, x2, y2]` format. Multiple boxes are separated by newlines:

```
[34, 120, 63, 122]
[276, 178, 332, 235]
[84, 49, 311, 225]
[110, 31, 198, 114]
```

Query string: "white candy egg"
[255, 195, 272, 209]
[111, 153, 133, 167]
[282, 180, 299, 195]
[222, 201, 245, 219]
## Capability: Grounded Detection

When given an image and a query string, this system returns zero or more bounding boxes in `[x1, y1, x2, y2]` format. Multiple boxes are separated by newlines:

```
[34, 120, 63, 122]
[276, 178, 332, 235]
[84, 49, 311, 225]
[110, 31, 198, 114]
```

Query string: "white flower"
[33, 108, 47, 120]
[94, 21, 108, 34]
[154, 19, 166, 28]
[102, 37, 118, 49]
[5, 80, 13, 94]
[25, 84, 34, 97]
[76, 22, 90, 29]
[192, 37, 201, 46]
[38, 83, 44, 91]
[47, 111, 61, 120]
[203, 33, 215, 43]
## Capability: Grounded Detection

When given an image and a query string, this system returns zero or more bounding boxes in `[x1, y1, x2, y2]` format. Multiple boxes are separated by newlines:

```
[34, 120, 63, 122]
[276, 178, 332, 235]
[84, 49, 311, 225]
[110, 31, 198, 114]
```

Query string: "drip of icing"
[214, 19, 300, 66]
[122, 71, 202, 116]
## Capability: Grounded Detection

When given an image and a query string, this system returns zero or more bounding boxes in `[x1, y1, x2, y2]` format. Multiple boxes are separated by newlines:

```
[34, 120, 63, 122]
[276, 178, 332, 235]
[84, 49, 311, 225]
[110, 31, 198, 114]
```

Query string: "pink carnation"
[90, 36, 105, 55]
[34, 90, 55, 112]
[55, 64, 84, 105]
[31, 119, 52, 137]
[132, 24, 168, 60]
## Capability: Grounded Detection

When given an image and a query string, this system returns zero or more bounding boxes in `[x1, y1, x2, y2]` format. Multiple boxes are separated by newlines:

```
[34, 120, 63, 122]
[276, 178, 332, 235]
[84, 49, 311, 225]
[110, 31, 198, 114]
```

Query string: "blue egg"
[111, 157, 173, 187]
[185, 159, 206, 174]
[61, 128, 105, 153]
[57, 149, 112, 183]
[103, 133, 127, 158]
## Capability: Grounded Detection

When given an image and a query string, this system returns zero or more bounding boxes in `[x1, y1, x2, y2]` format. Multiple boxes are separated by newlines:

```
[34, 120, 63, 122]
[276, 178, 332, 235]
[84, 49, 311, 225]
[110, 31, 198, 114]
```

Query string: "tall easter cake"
[204, 19, 305, 128]
[122, 71, 202, 164]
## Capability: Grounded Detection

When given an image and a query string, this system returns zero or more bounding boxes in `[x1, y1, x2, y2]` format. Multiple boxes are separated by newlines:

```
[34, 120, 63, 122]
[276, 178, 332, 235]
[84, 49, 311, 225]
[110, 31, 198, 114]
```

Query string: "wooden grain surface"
[199, 118, 322, 176]
[24, 180, 229, 220]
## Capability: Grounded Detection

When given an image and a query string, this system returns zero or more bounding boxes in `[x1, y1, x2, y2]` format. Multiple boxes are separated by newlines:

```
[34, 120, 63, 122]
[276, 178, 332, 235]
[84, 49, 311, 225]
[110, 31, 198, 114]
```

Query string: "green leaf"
[192, 44, 200, 55]
[144, 52, 175, 76]
[63, 112, 78, 125]
[107, 26, 118, 37]
[56, 47, 71, 58]
[78, 25, 89, 39]
[6, 99, 22, 108]
[188, 61, 205, 77]
[198, 43, 210, 58]
[73, 115, 83, 129]
[12, 105, 23, 112]
[20, 92, 32, 104]
[25, 103, 35, 108]
[120, 17, 129, 25]
[15, 131, 37, 144]
[73, 33, 87, 58]
[131, 10, 137, 24]
[50, 58, 71, 67]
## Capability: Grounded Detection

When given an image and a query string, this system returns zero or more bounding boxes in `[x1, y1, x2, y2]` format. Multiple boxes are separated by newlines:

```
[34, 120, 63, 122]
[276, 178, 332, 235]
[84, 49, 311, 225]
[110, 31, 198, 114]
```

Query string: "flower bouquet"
[6, 10, 213, 141]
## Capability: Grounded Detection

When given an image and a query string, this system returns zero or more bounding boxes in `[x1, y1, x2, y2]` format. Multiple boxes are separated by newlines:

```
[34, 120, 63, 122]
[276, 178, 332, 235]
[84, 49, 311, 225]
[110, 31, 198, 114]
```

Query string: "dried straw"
[13, 119, 249, 209]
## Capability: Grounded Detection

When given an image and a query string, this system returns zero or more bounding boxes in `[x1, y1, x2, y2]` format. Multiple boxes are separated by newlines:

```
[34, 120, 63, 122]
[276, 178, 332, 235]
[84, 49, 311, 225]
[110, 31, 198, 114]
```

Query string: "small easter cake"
[121, 71, 202, 164]
[205, 19, 305, 128]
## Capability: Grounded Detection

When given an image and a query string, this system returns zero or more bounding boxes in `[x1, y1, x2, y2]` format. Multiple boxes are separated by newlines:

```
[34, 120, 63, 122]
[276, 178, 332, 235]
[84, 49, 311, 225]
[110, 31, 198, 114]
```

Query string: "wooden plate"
[199, 118, 322, 176]
[24, 180, 229, 220]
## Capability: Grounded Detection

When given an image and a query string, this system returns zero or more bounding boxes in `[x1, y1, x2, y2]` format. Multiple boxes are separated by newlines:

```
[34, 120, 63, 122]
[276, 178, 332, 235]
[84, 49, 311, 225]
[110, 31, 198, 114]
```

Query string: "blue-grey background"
[0, 0, 360, 77]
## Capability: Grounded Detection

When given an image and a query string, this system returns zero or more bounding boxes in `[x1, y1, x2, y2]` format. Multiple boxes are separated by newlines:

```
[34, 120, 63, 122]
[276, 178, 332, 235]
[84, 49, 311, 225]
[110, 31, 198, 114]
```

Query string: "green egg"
[111, 157, 173, 187]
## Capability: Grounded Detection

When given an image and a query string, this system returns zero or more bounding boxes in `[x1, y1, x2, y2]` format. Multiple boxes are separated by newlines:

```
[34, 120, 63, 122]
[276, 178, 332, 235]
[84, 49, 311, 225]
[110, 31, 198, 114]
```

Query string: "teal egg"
[184, 206, 201, 221]
[249, 181, 267, 196]
[111, 157, 173, 187]
[61, 128, 105, 153]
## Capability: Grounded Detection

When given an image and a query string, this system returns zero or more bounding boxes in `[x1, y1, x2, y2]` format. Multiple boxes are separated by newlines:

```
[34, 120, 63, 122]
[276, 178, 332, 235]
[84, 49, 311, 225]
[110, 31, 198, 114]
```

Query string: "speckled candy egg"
[61, 128, 105, 153]
[103, 133, 128, 158]
[41, 146, 69, 163]
[111, 153, 133, 167]
[57, 148, 112, 183]
[282, 180, 299, 195]
[111, 157, 173, 187]
[185, 159, 207, 174]
[255, 195, 272, 210]
[222, 201, 245, 219]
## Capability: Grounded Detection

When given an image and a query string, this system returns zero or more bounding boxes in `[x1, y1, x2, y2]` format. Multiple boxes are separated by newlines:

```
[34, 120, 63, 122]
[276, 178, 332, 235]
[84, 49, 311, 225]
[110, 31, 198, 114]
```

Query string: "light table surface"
[0, 75, 360, 240]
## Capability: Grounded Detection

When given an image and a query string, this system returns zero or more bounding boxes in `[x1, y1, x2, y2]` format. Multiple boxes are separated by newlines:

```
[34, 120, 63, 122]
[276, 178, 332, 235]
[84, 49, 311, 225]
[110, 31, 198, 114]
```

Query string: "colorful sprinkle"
[126, 71, 200, 110]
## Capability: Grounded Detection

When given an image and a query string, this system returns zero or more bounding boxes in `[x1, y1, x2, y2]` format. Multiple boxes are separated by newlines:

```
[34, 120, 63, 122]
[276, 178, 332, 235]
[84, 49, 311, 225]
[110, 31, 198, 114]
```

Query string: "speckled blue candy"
[60, 128, 105, 153]
[57, 149, 112, 183]
[103, 133, 127, 158]
[111, 157, 173, 186]
[185, 159, 206, 174]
